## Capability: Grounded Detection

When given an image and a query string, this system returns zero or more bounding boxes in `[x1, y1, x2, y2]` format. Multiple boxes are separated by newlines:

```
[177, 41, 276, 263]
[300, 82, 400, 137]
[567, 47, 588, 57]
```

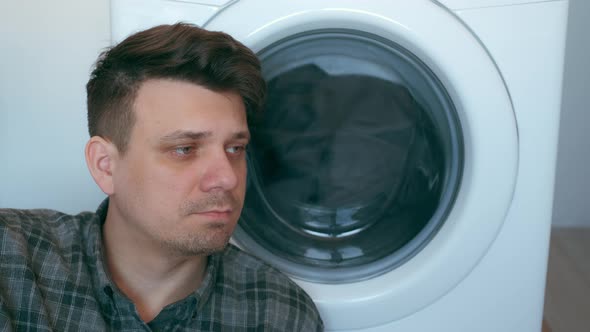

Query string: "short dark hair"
[86, 23, 266, 153]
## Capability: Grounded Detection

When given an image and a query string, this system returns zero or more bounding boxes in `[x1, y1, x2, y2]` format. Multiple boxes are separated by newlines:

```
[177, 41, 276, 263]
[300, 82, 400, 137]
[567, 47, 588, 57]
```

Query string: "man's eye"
[174, 146, 193, 156]
[226, 145, 246, 154]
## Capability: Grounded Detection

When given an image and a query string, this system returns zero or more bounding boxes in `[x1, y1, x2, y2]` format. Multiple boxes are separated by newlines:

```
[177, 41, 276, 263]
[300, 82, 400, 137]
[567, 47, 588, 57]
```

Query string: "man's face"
[109, 79, 249, 256]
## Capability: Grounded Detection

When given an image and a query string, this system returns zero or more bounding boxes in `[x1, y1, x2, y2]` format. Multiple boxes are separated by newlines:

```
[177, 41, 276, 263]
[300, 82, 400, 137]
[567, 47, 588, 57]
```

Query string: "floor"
[543, 227, 590, 332]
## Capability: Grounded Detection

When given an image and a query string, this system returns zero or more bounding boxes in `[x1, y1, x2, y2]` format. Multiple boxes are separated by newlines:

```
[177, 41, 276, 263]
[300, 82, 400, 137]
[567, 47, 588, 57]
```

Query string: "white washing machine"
[112, 1, 568, 331]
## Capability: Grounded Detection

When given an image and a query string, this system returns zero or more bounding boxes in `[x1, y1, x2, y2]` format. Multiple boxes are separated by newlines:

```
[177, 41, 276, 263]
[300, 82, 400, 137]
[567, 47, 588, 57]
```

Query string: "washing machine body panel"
[436, 0, 549, 10]
[110, 0, 567, 330]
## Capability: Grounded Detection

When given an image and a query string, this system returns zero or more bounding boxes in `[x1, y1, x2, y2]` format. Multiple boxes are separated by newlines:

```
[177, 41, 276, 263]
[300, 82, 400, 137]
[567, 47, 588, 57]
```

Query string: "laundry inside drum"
[235, 29, 462, 283]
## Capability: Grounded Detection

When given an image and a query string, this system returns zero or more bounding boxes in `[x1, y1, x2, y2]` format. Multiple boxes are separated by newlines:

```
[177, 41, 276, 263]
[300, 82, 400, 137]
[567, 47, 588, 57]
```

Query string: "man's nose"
[199, 149, 239, 192]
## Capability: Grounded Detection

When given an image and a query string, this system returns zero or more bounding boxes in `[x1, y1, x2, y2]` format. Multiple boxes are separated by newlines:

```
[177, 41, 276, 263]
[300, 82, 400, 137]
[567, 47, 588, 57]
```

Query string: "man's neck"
[102, 206, 208, 322]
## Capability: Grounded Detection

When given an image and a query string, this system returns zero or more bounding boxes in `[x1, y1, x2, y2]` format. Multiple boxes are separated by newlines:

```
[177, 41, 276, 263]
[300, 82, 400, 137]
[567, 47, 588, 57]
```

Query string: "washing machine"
[111, 1, 568, 330]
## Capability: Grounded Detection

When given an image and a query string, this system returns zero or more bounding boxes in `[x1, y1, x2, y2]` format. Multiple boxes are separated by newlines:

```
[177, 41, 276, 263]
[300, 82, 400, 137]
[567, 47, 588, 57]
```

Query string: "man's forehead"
[130, 79, 248, 138]
[133, 79, 242, 108]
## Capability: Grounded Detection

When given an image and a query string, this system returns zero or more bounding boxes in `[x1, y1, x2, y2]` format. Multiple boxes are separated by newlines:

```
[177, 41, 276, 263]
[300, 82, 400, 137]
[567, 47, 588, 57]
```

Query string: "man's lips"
[193, 209, 233, 218]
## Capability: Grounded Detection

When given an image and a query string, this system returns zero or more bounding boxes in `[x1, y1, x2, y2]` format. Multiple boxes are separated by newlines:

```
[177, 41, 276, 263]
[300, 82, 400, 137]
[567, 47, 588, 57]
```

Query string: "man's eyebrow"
[159, 130, 251, 143]
[232, 131, 250, 140]
[160, 130, 212, 142]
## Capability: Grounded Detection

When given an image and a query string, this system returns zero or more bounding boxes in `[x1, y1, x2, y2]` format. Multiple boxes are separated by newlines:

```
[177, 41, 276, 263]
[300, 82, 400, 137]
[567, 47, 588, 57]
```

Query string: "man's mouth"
[195, 208, 233, 218]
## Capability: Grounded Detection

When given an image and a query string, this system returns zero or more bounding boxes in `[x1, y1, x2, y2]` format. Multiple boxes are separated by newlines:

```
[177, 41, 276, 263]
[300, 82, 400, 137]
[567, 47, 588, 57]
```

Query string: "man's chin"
[162, 232, 232, 257]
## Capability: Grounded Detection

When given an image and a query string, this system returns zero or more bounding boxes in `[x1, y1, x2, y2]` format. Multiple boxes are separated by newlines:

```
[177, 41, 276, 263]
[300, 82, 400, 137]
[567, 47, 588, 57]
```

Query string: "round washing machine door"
[207, 1, 518, 330]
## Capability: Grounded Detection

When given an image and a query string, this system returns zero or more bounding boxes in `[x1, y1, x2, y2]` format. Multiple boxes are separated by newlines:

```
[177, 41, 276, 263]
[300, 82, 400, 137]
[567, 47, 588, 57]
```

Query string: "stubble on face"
[157, 191, 243, 256]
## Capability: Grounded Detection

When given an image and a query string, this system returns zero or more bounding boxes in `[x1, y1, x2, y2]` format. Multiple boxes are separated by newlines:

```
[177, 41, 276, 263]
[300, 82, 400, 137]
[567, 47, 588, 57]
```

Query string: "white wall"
[0, 1, 110, 213]
[0, 0, 587, 225]
[552, 0, 590, 227]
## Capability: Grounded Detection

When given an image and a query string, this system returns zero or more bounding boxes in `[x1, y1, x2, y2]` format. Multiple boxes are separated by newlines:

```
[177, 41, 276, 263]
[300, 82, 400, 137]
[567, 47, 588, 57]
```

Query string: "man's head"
[87, 23, 265, 154]
[84, 23, 265, 256]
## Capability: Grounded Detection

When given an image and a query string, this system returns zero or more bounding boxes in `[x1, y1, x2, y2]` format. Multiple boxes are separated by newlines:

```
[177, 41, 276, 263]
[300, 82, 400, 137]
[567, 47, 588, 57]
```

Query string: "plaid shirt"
[0, 200, 323, 331]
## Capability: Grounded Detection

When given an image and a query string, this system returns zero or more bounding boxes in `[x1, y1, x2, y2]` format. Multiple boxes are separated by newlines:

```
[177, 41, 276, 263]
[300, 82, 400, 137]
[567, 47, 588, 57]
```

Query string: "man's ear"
[85, 136, 118, 195]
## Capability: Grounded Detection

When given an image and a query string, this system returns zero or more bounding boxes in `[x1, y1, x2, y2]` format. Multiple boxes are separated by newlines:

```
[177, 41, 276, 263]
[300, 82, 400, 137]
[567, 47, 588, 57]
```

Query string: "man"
[0, 23, 323, 331]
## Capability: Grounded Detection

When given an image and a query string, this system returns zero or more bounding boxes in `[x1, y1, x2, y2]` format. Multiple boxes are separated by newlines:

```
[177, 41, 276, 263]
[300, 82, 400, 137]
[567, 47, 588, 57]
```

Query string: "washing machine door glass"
[235, 29, 463, 283]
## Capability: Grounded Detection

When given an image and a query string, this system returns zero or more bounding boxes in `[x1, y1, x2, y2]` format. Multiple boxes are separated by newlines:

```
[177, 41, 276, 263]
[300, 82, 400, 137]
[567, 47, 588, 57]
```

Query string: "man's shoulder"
[0, 207, 95, 242]
[0, 208, 105, 330]
[0, 207, 99, 262]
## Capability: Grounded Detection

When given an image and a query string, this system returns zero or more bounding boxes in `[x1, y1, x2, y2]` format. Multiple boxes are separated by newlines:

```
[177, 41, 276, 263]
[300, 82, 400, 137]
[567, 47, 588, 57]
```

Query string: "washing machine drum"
[236, 30, 461, 283]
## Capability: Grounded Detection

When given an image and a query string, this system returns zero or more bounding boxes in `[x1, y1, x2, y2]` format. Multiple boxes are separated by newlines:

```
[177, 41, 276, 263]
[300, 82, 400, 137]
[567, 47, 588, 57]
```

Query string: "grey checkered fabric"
[0, 200, 323, 331]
